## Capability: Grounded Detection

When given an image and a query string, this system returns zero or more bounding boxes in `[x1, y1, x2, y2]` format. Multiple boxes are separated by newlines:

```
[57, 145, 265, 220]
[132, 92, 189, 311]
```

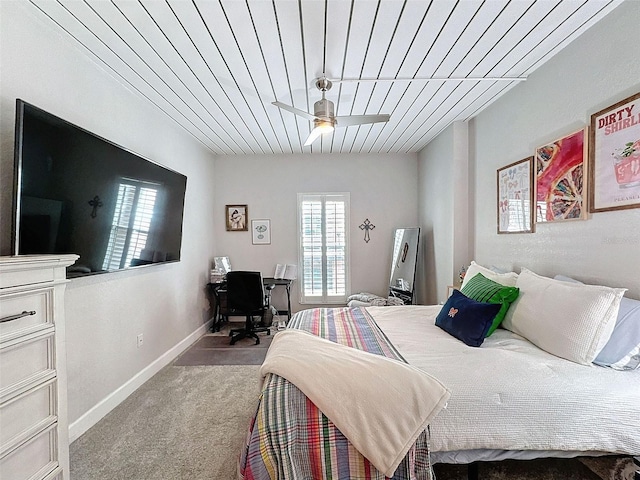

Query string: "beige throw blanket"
[259, 329, 450, 477]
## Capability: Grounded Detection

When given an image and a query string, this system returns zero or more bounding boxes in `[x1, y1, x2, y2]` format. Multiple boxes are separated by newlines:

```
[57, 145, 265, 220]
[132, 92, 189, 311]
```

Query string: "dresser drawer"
[0, 333, 54, 394]
[0, 425, 59, 480]
[1, 380, 56, 447]
[0, 288, 52, 341]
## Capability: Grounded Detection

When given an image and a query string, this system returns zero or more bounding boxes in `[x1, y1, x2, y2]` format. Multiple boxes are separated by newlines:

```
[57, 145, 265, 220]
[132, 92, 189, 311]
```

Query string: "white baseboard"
[68, 319, 212, 443]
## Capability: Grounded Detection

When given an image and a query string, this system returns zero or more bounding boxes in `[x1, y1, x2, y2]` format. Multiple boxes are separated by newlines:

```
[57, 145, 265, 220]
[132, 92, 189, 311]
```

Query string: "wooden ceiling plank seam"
[351, 0, 408, 153]
[452, 1, 536, 80]
[402, 81, 479, 152]
[139, 0, 255, 153]
[245, 0, 297, 154]
[391, 81, 456, 152]
[175, 1, 268, 154]
[116, 1, 244, 152]
[370, 1, 459, 153]
[364, 1, 436, 153]
[363, 0, 479, 153]
[85, 0, 241, 154]
[388, 2, 484, 152]
[271, 0, 306, 153]
[392, 0, 552, 151]
[508, 0, 619, 78]
[157, 1, 264, 154]
[429, 1, 502, 79]
[67, 1, 231, 150]
[477, 0, 569, 79]
[204, 0, 282, 153]
[272, 0, 316, 153]
[464, 1, 555, 79]
[360, 1, 435, 152]
[340, 0, 382, 153]
[32, 0, 228, 154]
[297, 0, 318, 153]
[345, 0, 407, 153]
[459, 81, 516, 123]
[216, 0, 284, 154]
[329, 0, 355, 153]
[227, 0, 288, 154]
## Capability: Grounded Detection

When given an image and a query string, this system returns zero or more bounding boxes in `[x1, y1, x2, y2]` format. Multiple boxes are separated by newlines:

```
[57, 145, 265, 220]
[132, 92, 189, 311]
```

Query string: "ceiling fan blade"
[272, 101, 316, 121]
[304, 128, 324, 147]
[334, 114, 390, 127]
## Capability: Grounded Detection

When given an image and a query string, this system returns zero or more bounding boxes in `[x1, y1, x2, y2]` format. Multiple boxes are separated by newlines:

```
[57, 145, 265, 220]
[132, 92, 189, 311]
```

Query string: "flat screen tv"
[12, 99, 187, 277]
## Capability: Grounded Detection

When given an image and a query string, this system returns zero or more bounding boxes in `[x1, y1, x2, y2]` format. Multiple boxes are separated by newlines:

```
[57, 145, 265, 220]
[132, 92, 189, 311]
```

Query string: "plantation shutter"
[298, 193, 350, 304]
[103, 180, 158, 270]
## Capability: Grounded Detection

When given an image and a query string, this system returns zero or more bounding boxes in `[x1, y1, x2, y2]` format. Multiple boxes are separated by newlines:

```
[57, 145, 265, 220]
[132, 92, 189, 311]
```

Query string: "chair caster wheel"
[255, 338, 260, 345]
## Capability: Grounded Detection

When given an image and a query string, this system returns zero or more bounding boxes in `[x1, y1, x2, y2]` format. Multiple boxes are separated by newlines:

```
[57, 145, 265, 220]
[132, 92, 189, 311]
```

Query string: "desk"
[207, 277, 293, 332]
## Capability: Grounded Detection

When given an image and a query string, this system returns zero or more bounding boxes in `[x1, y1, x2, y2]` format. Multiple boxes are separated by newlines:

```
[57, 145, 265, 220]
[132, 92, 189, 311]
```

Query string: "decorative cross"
[88, 195, 103, 218]
[359, 218, 375, 243]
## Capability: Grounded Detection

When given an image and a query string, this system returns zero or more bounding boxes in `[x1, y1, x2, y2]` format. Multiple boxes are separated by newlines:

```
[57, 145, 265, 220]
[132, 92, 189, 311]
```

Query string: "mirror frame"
[388, 227, 420, 304]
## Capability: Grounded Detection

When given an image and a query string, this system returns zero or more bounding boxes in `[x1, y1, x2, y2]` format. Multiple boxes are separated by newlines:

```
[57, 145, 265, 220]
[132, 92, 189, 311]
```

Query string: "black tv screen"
[12, 99, 187, 277]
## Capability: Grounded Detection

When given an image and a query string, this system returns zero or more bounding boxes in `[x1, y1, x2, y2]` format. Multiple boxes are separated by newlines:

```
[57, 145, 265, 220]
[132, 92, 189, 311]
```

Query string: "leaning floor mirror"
[388, 227, 420, 304]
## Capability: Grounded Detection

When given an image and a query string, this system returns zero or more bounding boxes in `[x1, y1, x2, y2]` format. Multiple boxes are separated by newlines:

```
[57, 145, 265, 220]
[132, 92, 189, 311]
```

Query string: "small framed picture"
[535, 128, 588, 223]
[497, 157, 535, 234]
[589, 91, 640, 213]
[251, 219, 271, 245]
[225, 205, 247, 231]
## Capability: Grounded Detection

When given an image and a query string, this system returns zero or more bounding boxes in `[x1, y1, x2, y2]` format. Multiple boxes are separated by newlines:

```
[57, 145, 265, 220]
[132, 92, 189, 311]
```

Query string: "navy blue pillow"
[435, 290, 502, 347]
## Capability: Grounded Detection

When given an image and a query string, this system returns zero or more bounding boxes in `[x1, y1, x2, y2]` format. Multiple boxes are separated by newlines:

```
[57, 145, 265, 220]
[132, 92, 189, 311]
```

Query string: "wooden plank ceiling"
[26, 0, 621, 155]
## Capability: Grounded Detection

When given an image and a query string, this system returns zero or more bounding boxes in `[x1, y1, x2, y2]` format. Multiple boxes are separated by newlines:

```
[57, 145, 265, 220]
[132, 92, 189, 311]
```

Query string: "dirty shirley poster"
[590, 92, 640, 212]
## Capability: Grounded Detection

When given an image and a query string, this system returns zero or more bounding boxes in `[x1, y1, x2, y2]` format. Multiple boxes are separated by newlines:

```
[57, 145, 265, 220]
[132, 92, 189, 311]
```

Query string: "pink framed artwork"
[535, 128, 588, 223]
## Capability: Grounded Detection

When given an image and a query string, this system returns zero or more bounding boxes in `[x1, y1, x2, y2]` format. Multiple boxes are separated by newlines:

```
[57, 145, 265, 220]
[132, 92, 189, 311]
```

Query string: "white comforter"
[368, 305, 640, 458]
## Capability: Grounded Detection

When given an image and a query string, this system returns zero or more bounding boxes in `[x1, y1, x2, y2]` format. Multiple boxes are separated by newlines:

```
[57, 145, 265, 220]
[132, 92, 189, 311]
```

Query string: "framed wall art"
[535, 128, 588, 223]
[251, 219, 271, 245]
[225, 204, 247, 231]
[497, 157, 534, 234]
[589, 91, 640, 212]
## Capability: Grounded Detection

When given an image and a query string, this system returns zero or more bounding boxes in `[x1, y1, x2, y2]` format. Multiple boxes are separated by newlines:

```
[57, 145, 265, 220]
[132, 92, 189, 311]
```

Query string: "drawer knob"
[0, 310, 37, 323]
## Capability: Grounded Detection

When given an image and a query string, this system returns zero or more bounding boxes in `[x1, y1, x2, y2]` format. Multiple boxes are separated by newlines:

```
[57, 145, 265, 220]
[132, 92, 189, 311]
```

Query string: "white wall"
[417, 122, 472, 305]
[0, 2, 218, 438]
[213, 153, 419, 312]
[420, 0, 640, 299]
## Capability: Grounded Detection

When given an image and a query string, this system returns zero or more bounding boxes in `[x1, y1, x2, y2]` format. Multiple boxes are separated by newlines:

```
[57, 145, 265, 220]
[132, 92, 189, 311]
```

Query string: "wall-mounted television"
[12, 99, 188, 277]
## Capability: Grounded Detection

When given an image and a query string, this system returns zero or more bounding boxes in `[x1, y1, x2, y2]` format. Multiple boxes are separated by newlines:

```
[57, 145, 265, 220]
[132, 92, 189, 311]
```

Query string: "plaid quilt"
[238, 307, 434, 480]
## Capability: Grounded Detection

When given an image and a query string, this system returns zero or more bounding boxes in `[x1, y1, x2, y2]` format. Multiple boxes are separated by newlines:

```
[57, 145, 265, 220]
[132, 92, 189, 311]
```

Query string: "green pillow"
[460, 273, 520, 336]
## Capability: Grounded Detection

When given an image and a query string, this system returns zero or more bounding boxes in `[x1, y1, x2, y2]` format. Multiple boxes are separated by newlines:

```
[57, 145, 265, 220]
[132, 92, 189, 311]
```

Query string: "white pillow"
[460, 261, 518, 289]
[502, 268, 626, 365]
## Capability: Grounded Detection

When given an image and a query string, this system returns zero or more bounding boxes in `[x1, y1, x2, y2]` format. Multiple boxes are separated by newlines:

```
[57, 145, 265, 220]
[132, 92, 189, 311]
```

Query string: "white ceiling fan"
[272, 77, 390, 147]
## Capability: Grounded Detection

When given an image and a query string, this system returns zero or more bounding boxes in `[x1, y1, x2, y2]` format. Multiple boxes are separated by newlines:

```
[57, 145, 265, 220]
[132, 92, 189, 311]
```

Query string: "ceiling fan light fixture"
[304, 118, 334, 146]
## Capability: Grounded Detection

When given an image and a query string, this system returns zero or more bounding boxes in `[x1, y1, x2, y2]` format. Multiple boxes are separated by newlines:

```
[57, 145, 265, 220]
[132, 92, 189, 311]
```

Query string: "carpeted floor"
[70, 365, 261, 480]
[70, 333, 636, 480]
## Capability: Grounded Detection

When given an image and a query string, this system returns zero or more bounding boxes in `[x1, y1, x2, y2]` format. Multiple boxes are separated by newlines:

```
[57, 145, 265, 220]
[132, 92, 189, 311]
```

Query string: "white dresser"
[0, 255, 78, 480]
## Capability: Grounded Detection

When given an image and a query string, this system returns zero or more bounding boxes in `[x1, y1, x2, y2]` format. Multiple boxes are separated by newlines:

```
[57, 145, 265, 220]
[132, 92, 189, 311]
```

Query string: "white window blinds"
[102, 180, 158, 270]
[297, 193, 350, 304]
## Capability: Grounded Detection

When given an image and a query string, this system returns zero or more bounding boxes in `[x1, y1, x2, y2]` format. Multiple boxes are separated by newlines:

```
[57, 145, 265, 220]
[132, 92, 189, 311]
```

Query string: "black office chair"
[227, 271, 273, 345]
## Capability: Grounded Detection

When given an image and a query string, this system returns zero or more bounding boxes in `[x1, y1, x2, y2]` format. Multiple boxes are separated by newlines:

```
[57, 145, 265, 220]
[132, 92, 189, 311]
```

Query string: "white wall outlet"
[136, 333, 143, 348]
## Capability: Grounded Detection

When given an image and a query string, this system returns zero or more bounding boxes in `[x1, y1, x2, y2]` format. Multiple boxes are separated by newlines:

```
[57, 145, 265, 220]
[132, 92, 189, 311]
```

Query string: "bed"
[238, 281, 640, 479]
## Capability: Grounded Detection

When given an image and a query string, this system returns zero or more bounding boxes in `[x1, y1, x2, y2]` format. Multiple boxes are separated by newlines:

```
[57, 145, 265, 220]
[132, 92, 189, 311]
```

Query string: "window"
[297, 193, 350, 304]
[102, 179, 159, 270]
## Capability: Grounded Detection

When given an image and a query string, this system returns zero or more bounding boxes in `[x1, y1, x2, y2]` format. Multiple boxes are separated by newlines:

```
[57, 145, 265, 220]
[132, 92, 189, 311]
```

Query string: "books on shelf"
[274, 264, 297, 280]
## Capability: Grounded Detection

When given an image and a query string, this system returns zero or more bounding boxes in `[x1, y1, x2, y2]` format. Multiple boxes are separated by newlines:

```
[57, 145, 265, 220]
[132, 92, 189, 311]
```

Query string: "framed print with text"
[497, 157, 534, 234]
[589, 92, 640, 212]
